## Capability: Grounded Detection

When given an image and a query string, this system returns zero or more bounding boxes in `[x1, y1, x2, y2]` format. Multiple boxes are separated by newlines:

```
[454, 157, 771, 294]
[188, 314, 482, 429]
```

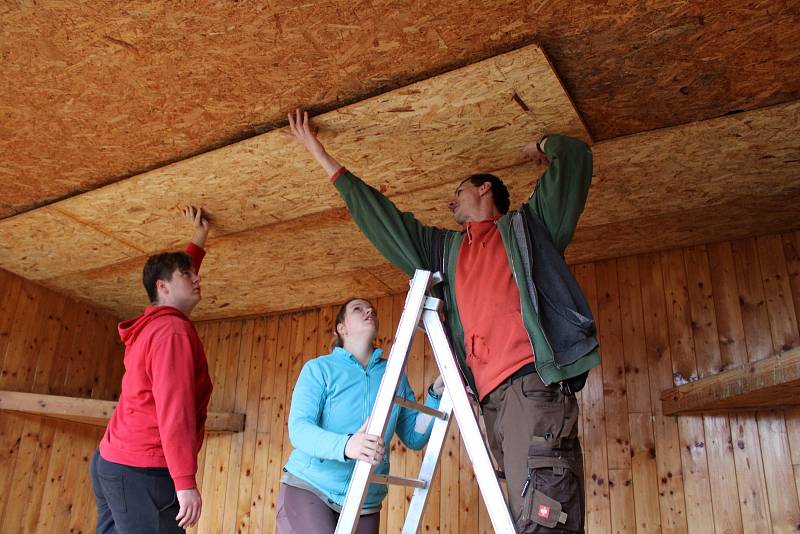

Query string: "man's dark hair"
[142, 252, 193, 304]
[466, 173, 510, 214]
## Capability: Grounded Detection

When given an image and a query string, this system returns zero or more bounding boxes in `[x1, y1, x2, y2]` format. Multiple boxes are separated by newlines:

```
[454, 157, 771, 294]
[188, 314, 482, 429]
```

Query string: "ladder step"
[423, 296, 443, 311]
[369, 474, 427, 489]
[393, 395, 448, 420]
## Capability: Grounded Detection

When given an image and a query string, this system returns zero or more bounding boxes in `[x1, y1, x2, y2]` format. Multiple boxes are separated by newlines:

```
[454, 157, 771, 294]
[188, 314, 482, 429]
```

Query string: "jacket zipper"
[518, 209, 560, 368]
[509, 257, 546, 377]
[363, 361, 369, 422]
[503, 218, 556, 381]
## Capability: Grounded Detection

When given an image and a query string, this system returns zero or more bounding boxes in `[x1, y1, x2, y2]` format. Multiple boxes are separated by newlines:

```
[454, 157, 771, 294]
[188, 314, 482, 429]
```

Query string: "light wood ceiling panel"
[2, 2, 799, 218]
[33, 94, 800, 321]
[0, 44, 586, 277]
[38, 179, 800, 322]
[57, 42, 584, 247]
[346, 100, 800, 233]
[45, 262, 402, 322]
[568, 192, 800, 265]
[585, 101, 800, 227]
[0, 47, 797, 320]
[0, 207, 141, 280]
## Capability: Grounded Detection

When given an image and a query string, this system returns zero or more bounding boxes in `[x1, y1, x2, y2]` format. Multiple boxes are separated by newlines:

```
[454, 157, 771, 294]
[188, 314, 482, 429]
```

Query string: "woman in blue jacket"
[277, 297, 444, 533]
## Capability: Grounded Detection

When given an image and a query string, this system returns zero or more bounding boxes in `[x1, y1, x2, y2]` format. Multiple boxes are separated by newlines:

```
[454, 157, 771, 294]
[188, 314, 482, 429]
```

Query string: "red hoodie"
[100, 244, 213, 490]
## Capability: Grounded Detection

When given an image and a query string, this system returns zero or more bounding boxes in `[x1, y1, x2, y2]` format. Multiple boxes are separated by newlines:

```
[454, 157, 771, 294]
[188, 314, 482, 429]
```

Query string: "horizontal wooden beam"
[661, 348, 800, 415]
[0, 390, 245, 433]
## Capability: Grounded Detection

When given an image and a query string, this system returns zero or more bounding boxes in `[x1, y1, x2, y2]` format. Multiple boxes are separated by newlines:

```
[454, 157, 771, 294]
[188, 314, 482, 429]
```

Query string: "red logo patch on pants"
[538, 504, 551, 519]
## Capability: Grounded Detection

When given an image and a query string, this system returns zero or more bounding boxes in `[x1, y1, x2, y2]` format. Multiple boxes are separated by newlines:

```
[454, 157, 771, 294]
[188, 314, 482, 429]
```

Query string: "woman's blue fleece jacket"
[284, 346, 441, 510]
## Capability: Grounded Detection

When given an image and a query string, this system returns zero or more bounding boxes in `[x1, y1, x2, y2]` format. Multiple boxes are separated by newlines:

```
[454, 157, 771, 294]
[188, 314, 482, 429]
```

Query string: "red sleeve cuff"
[173, 475, 197, 491]
[330, 167, 347, 182]
[185, 242, 206, 272]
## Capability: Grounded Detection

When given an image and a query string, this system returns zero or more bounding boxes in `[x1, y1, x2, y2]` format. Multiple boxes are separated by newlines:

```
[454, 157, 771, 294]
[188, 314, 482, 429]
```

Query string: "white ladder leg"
[335, 270, 433, 534]
[422, 306, 517, 533]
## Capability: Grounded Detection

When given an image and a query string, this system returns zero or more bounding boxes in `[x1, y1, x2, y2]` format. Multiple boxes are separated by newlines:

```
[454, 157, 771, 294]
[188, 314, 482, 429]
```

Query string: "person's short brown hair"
[142, 252, 193, 304]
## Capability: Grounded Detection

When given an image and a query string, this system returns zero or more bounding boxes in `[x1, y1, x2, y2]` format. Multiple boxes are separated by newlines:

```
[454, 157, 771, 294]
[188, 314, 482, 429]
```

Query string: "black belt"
[508, 362, 537, 383]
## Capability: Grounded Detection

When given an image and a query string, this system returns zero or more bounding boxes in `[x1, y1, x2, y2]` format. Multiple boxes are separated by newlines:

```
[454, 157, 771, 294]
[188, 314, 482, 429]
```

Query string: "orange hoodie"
[99, 244, 212, 490]
[456, 218, 535, 400]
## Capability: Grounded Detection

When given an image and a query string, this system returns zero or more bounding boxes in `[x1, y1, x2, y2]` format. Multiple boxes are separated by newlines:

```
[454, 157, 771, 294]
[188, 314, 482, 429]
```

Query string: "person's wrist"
[343, 433, 354, 460]
[308, 142, 327, 158]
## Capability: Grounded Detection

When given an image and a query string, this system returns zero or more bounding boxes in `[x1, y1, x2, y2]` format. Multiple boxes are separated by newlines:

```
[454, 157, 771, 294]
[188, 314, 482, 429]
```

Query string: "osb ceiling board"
[0, 44, 587, 281]
[584, 101, 800, 227]
[2, 1, 799, 217]
[43, 211, 406, 319]
[567, 191, 800, 264]
[31, 100, 800, 321]
[366, 101, 800, 232]
[493, 100, 800, 230]
[0, 208, 142, 280]
[48, 263, 398, 322]
[39, 186, 800, 322]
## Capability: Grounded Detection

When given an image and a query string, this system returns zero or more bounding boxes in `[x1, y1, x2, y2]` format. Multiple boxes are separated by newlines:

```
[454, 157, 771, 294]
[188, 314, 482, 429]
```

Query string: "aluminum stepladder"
[334, 269, 517, 534]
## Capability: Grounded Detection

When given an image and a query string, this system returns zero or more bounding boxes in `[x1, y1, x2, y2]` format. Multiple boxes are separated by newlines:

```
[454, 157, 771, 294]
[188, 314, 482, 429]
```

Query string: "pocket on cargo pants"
[518, 374, 579, 441]
[502, 374, 583, 533]
[518, 439, 583, 533]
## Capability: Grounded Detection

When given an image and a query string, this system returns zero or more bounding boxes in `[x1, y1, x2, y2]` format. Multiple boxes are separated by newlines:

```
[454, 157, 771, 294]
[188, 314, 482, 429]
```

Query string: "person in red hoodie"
[90, 206, 213, 533]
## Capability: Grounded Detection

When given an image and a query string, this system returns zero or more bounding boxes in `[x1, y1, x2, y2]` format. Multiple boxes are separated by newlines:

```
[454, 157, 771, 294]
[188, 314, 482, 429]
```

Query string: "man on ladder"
[285, 110, 600, 533]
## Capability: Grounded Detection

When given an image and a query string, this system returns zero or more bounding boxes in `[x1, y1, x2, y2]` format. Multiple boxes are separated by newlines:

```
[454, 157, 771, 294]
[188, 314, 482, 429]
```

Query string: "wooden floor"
[1, 230, 799, 532]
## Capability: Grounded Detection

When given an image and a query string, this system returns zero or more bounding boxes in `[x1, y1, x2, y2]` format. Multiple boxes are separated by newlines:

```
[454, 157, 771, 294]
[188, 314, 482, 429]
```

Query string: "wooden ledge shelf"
[661, 348, 800, 415]
[0, 390, 245, 433]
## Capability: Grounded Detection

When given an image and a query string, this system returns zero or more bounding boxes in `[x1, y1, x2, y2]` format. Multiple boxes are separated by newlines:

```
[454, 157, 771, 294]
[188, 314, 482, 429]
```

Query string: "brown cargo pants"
[481, 373, 585, 533]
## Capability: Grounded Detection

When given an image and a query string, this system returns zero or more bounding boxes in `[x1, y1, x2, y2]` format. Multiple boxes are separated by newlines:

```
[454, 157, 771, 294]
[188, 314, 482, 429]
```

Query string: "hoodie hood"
[118, 306, 190, 347]
[462, 214, 502, 244]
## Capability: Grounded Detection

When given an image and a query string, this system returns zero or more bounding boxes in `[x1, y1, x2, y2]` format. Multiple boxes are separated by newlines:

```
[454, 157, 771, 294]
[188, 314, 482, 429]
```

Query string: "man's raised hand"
[283, 108, 344, 177]
[283, 109, 323, 154]
[181, 206, 210, 249]
[520, 136, 550, 167]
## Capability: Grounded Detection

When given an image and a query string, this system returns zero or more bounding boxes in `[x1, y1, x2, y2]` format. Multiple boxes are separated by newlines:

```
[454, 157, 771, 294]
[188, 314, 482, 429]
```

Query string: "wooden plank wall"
[0, 267, 124, 532]
[2, 230, 800, 532]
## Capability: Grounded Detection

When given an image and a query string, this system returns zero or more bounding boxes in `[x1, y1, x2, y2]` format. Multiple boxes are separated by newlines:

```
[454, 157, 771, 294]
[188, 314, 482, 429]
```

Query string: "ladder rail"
[422, 306, 517, 533]
[334, 270, 516, 534]
[334, 270, 434, 534]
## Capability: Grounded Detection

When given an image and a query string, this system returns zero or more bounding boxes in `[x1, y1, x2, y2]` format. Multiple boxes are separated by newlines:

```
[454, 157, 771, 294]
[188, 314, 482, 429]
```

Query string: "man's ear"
[156, 279, 169, 297]
[336, 322, 346, 337]
[479, 181, 492, 196]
